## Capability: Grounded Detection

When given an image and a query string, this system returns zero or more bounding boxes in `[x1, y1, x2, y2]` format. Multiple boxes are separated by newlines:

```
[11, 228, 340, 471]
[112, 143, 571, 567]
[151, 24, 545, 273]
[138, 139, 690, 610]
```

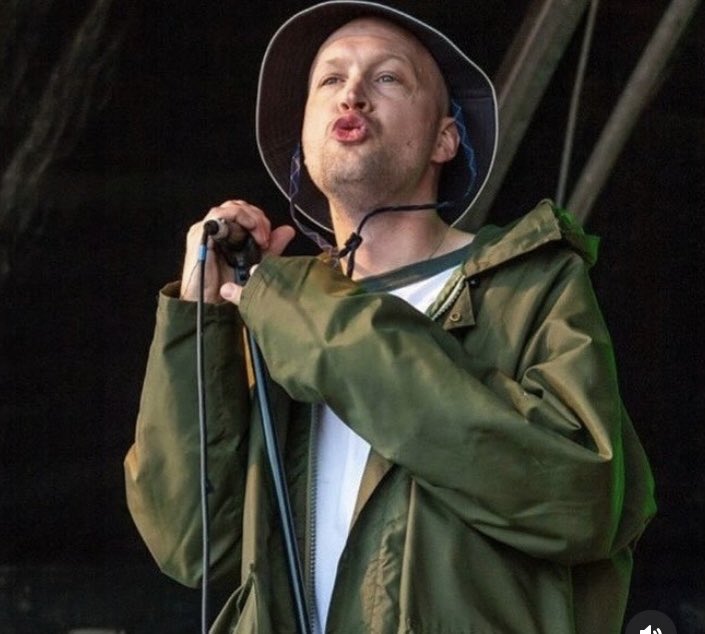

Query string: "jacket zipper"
[306, 404, 321, 634]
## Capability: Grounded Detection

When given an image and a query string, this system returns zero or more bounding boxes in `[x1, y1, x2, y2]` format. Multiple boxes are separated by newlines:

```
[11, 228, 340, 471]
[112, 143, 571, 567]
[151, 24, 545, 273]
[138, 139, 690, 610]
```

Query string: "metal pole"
[232, 243, 311, 634]
[555, 0, 601, 208]
[247, 332, 311, 634]
[465, 0, 590, 229]
[568, 0, 703, 222]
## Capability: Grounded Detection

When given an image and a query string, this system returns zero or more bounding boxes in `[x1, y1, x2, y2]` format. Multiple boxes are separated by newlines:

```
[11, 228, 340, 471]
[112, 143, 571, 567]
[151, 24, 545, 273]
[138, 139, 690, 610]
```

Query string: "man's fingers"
[219, 282, 242, 305]
[205, 201, 272, 249]
[268, 225, 296, 256]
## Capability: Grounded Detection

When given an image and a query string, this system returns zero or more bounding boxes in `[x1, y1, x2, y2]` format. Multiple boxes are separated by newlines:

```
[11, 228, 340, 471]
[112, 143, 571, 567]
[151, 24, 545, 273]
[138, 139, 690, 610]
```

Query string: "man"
[125, 2, 656, 632]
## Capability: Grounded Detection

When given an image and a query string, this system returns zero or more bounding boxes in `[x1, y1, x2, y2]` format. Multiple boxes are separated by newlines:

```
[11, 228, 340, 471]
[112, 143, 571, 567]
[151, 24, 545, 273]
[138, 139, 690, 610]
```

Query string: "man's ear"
[432, 116, 460, 165]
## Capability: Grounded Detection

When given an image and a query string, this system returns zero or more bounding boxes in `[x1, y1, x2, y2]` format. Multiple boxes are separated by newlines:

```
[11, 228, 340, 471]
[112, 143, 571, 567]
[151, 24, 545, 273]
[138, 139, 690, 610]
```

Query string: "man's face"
[301, 18, 455, 210]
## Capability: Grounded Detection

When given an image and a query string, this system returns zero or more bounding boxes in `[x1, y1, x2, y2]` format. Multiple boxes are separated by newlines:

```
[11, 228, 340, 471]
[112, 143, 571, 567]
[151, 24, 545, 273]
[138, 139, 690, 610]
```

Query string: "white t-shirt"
[314, 255, 466, 630]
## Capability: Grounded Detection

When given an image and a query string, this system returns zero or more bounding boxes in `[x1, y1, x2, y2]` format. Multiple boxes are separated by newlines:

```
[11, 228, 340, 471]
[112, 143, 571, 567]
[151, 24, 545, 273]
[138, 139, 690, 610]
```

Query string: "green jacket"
[125, 200, 655, 633]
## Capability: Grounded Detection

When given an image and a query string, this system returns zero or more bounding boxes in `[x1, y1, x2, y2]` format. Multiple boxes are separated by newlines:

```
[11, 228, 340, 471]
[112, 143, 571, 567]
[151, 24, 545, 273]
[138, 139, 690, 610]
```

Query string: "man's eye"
[319, 76, 341, 86]
[377, 73, 399, 83]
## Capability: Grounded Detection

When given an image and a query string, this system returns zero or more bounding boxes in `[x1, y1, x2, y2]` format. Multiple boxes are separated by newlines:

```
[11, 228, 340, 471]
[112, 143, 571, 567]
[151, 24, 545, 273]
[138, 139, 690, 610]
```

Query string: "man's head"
[301, 17, 460, 214]
[256, 1, 498, 234]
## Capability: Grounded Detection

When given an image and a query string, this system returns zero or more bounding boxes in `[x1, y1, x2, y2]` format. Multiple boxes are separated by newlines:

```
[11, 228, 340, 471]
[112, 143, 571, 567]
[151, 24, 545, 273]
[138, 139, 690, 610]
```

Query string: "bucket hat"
[256, 1, 498, 234]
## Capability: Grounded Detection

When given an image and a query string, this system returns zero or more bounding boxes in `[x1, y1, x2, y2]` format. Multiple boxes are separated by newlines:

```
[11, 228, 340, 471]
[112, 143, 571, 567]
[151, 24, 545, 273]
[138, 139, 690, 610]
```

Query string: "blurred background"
[1, 1, 703, 632]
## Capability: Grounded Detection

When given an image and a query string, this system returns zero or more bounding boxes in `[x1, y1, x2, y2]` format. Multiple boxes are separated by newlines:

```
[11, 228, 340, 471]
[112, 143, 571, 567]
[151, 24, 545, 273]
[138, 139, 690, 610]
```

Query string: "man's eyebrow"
[310, 52, 419, 81]
[313, 52, 415, 71]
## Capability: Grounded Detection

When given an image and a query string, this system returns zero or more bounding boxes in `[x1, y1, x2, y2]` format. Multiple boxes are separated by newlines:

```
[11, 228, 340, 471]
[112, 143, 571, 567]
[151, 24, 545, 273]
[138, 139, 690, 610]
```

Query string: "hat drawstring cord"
[288, 143, 337, 254]
[451, 98, 478, 199]
[338, 201, 453, 278]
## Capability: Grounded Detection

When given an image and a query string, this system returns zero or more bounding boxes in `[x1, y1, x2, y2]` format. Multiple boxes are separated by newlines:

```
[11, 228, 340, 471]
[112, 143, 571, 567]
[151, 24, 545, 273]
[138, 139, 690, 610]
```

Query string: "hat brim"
[256, 0, 498, 233]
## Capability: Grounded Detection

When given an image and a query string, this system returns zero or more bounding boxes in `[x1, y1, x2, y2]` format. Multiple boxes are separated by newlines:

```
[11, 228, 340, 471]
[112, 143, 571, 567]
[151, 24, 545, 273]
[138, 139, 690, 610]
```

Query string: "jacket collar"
[462, 199, 600, 278]
[426, 200, 599, 332]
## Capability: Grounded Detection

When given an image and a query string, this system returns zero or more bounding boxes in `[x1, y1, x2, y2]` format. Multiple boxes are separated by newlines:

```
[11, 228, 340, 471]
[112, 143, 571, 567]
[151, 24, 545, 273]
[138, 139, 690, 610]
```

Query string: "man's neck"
[330, 204, 474, 279]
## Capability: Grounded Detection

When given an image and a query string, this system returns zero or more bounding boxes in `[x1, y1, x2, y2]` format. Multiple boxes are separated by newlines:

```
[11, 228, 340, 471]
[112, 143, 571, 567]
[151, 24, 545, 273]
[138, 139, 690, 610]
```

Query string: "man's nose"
[340, 78, 369, 111]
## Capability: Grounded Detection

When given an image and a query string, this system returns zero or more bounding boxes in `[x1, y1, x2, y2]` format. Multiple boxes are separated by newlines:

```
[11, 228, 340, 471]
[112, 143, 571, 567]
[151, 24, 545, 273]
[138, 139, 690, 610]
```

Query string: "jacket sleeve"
[239, 254, 655, 566]
[124, 284, 251, 587]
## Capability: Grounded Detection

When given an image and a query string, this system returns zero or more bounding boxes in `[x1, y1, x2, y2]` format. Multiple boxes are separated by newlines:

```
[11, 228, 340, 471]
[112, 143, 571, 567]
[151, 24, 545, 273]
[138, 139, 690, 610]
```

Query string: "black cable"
[196, 230, 212, 634]
[338, 201, 452, 277]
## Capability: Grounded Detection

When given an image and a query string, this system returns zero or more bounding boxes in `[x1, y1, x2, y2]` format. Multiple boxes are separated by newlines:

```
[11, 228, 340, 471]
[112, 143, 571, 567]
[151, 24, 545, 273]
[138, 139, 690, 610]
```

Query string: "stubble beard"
[308, 142, 403, 212]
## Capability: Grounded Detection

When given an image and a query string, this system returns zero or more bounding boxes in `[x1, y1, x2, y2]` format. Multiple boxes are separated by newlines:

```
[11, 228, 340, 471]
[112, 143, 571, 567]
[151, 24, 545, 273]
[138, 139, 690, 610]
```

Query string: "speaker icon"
[625, 608, 676, 634]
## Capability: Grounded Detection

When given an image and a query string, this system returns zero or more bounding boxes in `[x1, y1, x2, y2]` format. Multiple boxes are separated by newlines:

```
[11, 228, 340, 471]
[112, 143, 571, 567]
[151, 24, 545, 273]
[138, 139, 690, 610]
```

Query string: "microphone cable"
[196, 227, 213, 634]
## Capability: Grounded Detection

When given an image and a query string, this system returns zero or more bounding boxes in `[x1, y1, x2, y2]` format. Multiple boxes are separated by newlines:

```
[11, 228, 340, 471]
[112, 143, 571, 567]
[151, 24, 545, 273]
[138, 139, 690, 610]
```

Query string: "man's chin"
[319, 173, 397, 213]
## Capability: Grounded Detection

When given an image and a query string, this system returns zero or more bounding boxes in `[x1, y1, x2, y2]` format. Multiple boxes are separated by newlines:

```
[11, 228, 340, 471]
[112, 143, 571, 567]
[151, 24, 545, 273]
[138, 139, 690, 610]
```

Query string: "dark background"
[1, 1, 703, 632]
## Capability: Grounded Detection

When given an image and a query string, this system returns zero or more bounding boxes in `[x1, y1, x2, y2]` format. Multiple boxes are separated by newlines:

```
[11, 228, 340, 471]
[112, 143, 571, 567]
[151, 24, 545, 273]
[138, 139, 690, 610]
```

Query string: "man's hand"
[179, 200, 295, 303]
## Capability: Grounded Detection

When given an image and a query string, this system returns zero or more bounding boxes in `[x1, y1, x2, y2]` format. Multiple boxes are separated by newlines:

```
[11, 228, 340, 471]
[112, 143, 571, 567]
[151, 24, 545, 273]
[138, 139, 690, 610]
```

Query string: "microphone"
[203, 217, 261, 272]
[203, 218, 249, 251]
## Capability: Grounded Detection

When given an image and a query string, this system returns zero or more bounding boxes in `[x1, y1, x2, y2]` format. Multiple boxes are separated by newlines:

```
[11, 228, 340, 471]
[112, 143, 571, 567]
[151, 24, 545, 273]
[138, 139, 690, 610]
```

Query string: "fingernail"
[220, 283, 234, 300]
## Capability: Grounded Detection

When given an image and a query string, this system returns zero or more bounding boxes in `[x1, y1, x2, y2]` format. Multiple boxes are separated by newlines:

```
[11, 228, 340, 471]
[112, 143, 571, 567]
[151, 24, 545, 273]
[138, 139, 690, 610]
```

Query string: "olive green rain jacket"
[125, 200, 655, 633]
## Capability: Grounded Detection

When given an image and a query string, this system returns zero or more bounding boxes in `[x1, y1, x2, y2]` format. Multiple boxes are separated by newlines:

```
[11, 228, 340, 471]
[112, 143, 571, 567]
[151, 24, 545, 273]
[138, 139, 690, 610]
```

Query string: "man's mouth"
[332, 113, 369, 143]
